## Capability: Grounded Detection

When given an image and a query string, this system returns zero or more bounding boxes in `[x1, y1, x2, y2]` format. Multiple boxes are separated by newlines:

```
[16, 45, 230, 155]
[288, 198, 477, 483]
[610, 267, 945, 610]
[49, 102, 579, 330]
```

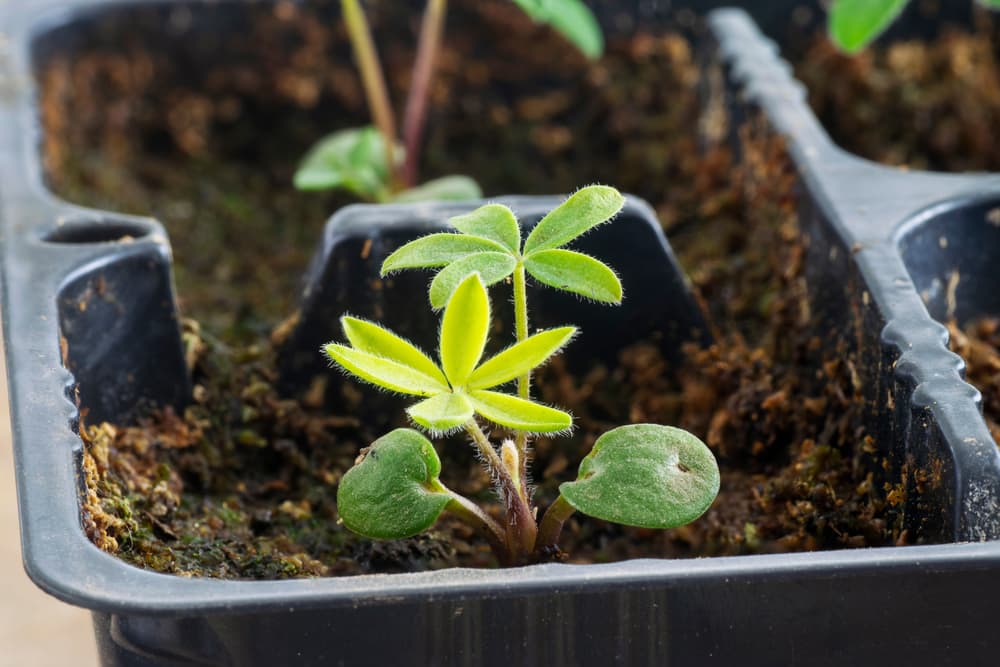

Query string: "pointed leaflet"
[293, 126, 395, 198]
[523, 185, 625, 254]
[407, 393, 474, 432]
[324, 344, 447, 396]
[467, 326, 577, 390]
[524, 249, 622, 303]
[336, 429, 451, 539]
[341, 316, 446, 386]
[390, 175, 483, 203]
[511, 0, 604, 59]
[381, 234, 507, 276]
[469, 390, 572, 432]
[439, 273, 490, 387]
[560, 424, 719, 529]
[828, 0, 908, 53]
[428, 252, 517, 309]
[449, 204, 521, 253]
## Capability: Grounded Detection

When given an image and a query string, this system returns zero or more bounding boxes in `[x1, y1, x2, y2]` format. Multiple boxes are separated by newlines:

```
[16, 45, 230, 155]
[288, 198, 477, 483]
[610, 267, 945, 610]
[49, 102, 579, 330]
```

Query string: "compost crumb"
[949, 317, 1000, 444]
[49, 2, 910, 578]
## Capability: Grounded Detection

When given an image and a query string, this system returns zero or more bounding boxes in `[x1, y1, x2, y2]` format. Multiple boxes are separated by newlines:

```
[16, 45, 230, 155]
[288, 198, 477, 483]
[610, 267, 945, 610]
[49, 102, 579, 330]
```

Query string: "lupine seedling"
[829, 0, 1000, 54]
[294, 0, 604, 203]
[323, 185, 720, 564]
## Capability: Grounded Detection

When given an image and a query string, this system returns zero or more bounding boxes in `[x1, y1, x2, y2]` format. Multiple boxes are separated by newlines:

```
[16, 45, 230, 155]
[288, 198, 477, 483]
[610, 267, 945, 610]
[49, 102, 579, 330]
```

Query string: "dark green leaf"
[512, 0, 604, 59]
[524, 249, 622, 303]
[449, 204, 521, 253]
[523, 185, 625, 254]
[428, 252, 517, 309]
[828, 0, 909, 53]
[293, 126, 395, 200]
[391, 175, 483, 203]
[381, 234, 507, 276]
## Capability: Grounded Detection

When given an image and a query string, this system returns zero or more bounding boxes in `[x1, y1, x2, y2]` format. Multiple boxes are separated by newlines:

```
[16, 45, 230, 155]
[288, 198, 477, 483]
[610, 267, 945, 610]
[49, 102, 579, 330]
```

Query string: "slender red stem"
[401, 0, 447, 188]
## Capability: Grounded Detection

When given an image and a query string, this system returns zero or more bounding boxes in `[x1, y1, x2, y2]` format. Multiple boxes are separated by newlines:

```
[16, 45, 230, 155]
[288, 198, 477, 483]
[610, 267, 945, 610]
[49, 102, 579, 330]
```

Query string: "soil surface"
[46, 2, 909, 578]
[949, 318, 1000, 445]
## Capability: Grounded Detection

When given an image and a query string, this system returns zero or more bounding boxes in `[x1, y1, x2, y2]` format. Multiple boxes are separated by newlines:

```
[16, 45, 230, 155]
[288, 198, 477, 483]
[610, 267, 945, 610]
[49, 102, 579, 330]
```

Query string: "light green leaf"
[390, 175, 484, 203]
[512, 0, 604, 59]
[336, 428, 450, 539]
[341, 316, 446, 386]
[467, 326, 577, 390]
[440, 273, 490, 387]
[428, 252, 517, 309]
[293, 126, 397, 199]
[407, 393, 474, 432]
[523, 185, 625, 254]
[524, 249, 622, 303]
[828, 0, 909, 54]
[468, 389, 572, 432]
[381, 234, 507, 276]
[449, 204, 521, 253]
[560, 424, 720, 529]
[324, 343, 447, 396]
[978, 0, 1000, 8]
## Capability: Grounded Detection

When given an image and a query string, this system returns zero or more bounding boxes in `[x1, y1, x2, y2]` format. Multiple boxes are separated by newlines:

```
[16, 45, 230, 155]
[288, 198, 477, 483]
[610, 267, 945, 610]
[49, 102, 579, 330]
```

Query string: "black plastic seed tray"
[4, 1, 1000, 666]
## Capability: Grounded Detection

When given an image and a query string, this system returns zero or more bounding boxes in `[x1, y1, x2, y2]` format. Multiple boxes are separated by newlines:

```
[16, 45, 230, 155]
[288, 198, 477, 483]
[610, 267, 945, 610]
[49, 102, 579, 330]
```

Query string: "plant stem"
[535, 494, 576, 554]
[341, 0, 398, 190]
[443, 491, 507, 560]
[512, 263, 531, 499]
[401, 0, 447, 188]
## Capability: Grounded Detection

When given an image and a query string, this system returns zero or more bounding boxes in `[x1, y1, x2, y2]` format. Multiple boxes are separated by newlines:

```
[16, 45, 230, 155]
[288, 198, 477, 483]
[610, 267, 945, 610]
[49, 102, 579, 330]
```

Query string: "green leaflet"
[523, 185, 625, 254]
[468, 389, 572, 432]
[980, 0, 1000, 8]
[407, 393, 474, 432]
[390, 175, 483, 203]
[382, 234, 507, 275]
[449, 204, 521, 253]
[511, 0, 604, 59]
[336, 429, 451, 539]
[467, 326, 577, 390]
[524, 249, 622, 303]
[428, 252, 517, 309]
[341, 316, 447, 385]
[439, 273, 490, 387]
[828, 0, 909, 53]
[560, 424, 720, 529]
[293, 126, 395, 199]
[323, 344, 447, 396]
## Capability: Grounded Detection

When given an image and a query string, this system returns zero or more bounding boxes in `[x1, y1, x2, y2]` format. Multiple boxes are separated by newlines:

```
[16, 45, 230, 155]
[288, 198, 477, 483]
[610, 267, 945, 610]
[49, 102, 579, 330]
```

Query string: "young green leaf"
[381, 234, 507, 276]
[511, 0, 605, 59]
[336, 428, 451, 539]
[293, 126, 395, 199]
[523, 185, 625, 254]
[428, 252, 517, 309]
[323, 344, 447, 396]
[978, 0, 1000, 8]
[449, 204, 521, 253]
[468, 390, 572, 433]
[559, 424, 720, 529]
[390, 175, 484, 203]
[407, 393, 475, 432]
[828, 0, 909, 54]
[467, 326, 576, 390]
[439, 272, 490, 386]
[524, 249, 622, 303]
[341, 316, 447, 385]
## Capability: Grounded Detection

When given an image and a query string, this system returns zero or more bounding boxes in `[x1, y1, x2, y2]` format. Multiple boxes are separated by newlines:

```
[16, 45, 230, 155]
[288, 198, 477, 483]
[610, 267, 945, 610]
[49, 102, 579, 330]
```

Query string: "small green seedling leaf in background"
[559, 424, 720, 529]
[336, 428, 451, 539]
[324, 273, 575, 433]
[381, 184, 626, 308]
[512, 0, 605, 59]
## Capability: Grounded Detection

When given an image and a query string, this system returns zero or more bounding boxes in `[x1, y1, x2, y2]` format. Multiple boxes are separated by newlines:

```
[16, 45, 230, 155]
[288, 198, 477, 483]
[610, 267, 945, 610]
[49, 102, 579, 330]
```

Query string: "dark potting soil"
[949, 318, 1000, 446]
[49, 2, 907, 578]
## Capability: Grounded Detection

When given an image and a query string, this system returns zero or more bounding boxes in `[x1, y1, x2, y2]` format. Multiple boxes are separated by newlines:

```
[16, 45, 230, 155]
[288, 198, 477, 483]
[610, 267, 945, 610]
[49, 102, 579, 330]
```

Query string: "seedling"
[323, 185, 720, 564]
[294, 0, 604, 203]
[829, 0, 1000, 54]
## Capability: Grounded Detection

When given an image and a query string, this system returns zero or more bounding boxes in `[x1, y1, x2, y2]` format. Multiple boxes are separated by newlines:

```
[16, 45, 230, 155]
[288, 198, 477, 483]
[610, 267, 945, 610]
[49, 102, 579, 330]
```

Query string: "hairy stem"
[443, 491, 507, 560]
[341, 0, 398, 190]
[535, 494, 576, 554]
[512, 263, 531, 500]
[401, 0, 447, 187]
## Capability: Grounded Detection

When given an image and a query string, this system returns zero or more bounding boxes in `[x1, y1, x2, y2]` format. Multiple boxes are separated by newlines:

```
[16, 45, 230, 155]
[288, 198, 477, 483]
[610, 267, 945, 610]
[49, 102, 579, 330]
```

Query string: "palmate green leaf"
[439, 273, 490, 387]
[449, 204, 521, 253]
[293, 126, 396, 199]
[524, 249, 622, 303]
[828, 0, 909, 54]
[390, 175, 484, 203]
[468, 389, 572, 432]
[560, 424, 720, 529]
[467, 326, 577, 390]
[324, 344, 447, 396]
[341, 316, 446, 386]
[336, 428, 451, 539]
[428, 252, 517, 309]
[407, 393, 474, 432]
[523, 185, 625, 254]
[382, 234, 507, 276]
[511, 0, 604, 59]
